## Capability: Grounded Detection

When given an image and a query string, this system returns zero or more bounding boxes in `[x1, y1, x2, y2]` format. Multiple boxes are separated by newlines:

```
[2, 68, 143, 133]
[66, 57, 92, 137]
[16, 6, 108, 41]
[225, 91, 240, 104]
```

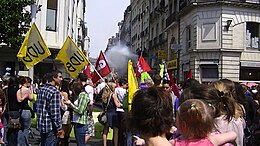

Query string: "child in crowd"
[170, 99, 237, 146]
[126, 87, 174, 146]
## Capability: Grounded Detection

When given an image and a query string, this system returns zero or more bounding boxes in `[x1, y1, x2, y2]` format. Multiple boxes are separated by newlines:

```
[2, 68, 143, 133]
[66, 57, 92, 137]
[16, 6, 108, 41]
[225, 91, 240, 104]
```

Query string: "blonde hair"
[102, 82, 116, 103]
[176, 99, 214, 139]
[212, 80, 243, 119]
[144, 78, 154, 87]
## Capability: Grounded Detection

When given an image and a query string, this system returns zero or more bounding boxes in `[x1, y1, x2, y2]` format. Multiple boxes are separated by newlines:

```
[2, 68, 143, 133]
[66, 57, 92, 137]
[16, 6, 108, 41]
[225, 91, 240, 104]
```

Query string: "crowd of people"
[0, 69, 259, 146]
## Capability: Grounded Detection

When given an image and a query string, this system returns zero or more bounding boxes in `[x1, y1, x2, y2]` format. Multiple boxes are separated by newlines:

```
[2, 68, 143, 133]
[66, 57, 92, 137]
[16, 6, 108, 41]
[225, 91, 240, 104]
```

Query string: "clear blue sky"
[86, 0, 130, 58]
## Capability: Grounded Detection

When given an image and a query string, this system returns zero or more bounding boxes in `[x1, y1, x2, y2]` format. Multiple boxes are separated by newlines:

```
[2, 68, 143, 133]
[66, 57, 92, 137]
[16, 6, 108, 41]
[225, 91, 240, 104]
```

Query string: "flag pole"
[88, 61, 113, 93]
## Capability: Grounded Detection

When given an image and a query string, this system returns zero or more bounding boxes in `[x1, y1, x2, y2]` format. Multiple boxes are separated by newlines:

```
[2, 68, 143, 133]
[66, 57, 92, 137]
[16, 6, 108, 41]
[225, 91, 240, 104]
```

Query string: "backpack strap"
[104, 93, 112, 112]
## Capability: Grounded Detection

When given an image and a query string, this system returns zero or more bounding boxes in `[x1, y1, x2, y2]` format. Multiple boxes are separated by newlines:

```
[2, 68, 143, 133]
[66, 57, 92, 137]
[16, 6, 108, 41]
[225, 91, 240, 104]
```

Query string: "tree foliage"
[0, 0, 34, 49]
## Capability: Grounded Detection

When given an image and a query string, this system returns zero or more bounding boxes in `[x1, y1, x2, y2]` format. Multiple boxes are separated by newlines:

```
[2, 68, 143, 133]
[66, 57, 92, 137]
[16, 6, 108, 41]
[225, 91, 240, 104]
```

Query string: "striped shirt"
[36, 84, 62, 133]
[72, 92, 90, 125]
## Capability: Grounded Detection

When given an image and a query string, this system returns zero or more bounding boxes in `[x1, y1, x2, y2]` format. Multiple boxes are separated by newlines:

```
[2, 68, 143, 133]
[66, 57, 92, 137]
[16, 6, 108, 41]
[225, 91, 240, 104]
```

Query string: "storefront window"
[240, 67, 260, 81]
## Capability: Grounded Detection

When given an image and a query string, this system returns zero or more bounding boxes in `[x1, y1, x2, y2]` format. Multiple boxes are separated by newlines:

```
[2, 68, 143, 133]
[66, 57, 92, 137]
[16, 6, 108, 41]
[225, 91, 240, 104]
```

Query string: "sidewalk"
[29, 128, 104, 146]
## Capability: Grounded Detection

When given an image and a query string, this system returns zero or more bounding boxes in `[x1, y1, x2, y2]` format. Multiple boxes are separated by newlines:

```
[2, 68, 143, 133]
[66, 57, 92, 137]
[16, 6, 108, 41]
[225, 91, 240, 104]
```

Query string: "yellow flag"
[128, 60, 138, 111]
[17, 23, 51, 69]
[56, 36, 89, 78]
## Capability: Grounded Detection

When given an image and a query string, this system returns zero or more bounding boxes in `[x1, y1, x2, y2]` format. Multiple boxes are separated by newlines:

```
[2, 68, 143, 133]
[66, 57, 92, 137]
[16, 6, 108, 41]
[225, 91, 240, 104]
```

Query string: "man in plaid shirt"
[36, 70, 64, 146]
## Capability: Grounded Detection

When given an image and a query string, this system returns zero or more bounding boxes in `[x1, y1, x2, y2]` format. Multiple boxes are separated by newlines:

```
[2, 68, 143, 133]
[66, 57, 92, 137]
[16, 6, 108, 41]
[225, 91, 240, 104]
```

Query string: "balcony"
[179, 0, 257, 11]
[166, 12, 177, 28]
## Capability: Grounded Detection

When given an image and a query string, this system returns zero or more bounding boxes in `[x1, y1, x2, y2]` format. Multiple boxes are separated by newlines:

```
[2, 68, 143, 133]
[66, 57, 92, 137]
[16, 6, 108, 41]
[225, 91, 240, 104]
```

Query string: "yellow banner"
[128, 60, 138, 111]
[56, 36, 89, 78]
[158, 50, 166, 59]
[166, 59, 177, 70]
[17, 23, 51, 69]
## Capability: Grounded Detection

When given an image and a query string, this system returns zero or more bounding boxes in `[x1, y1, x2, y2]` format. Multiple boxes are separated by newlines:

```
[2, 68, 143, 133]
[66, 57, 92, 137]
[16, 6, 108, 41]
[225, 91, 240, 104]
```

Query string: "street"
[29, 128, 104, 146]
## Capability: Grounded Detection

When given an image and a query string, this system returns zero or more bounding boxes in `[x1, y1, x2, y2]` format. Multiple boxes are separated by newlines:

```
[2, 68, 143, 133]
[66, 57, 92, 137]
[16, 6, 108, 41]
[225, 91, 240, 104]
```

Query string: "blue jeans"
[40, 131, 57, 146]
[2, 116, 7, 144]
[18, 110, 31, 146]
[74, 123, 87, 146]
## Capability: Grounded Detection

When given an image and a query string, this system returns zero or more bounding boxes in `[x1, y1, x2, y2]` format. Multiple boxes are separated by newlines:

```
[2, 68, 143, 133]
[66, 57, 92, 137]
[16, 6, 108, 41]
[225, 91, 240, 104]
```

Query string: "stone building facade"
[0, 0, 88, 78]
[179, 0, 260, 82]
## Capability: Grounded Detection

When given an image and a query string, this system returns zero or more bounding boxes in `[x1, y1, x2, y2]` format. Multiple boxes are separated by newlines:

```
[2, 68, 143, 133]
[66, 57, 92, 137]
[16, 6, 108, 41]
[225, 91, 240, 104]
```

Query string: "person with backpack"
[6, 76, 20, 146]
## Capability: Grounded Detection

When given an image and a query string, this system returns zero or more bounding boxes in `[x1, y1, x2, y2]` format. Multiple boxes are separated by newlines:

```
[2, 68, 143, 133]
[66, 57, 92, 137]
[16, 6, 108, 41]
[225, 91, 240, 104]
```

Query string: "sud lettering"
[22, 41, 46, 62]
[66, 51, 85, 72]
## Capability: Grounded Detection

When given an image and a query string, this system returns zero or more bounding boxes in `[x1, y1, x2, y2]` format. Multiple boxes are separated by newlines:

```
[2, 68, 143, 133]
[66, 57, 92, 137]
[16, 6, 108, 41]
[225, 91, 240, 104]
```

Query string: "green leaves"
[0, 0, 34, 48]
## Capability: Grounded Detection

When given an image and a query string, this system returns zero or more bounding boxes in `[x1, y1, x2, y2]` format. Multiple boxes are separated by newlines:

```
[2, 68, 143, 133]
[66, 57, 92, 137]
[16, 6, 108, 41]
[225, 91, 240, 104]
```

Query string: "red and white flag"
[186, 69, 192, 80]
[167, 70, 180, 98]
[135, 55, 151, 77]
[92, 51, 111, 83]
[83, 64, 91, 79]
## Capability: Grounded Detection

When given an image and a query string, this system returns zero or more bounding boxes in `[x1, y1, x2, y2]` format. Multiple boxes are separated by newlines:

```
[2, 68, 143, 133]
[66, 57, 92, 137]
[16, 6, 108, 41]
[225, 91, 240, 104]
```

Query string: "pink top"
[175, 137, 214, 146]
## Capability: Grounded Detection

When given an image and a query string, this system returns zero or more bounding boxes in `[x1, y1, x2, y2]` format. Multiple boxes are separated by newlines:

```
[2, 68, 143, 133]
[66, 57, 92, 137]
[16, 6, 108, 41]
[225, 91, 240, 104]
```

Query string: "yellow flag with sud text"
[128, 60, 138, 111]
[17, 23, 51, 69]
[56, 36, 89, 78]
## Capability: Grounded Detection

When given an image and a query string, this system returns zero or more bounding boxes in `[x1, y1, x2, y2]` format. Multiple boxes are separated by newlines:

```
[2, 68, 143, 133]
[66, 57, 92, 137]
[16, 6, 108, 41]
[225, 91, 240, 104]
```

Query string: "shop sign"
[167, 59, 177, 69]
[158, 50, 166, 59]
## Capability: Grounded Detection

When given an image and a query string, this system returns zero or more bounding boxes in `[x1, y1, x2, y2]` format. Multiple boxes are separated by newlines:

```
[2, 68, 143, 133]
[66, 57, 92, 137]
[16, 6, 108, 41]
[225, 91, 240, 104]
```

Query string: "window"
[240, 61, 260, 81]
[46, 0, 58, 31]
[246, 22, 260, 50]
[152, 0, 154, 10]
[240, 67, 260, 81]
[186, 26, 191, 49]
[161, 19, 164, 32]
[151, 27, 154, 39]
[245, 0, 260, 4]
[202, 23, 216, 41]
[201, 64, 219, 82]
[156, 23, 159, 36]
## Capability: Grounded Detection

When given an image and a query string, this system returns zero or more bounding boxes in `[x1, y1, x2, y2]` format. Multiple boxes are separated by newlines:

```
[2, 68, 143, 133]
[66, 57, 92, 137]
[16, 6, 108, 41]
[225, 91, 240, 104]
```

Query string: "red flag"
[135, 55, 151, 77]
[168, 70, 180, 98]
[92, 51, 111, 83]
[83, 64, 91, 79]
[186, 69, 192, 80]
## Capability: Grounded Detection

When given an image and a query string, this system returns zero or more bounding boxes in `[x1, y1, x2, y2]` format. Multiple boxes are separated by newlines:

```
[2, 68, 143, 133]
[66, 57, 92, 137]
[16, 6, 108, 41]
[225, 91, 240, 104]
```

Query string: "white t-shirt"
[115, 87, 126, 104]
[96, 82, 106, 94]
[85, 85, 94, 105]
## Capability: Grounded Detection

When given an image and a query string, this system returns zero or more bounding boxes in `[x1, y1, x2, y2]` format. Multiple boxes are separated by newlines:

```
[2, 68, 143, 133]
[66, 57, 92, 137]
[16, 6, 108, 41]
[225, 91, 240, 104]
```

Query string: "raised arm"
[209, 131, 237, 146]
[112, 93, 121, 108]
[69, 93, 89, 115]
